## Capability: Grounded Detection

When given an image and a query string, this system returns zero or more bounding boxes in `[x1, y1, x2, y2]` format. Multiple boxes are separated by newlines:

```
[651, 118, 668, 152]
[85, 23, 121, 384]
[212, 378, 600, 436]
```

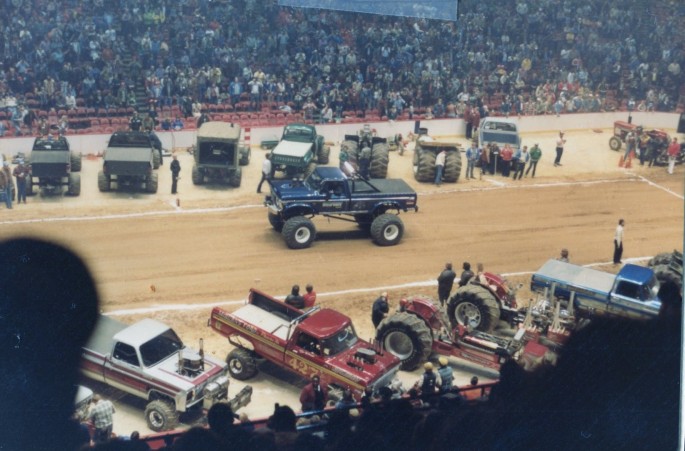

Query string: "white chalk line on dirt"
[0, 177, 643, 226]
[106, 256, 651, 317]
[633, 174, 684, 200]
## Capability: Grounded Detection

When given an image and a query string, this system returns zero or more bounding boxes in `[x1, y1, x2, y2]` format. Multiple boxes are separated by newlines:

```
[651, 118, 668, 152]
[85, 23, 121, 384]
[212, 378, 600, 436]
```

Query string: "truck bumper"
[201, 375, 230, 410]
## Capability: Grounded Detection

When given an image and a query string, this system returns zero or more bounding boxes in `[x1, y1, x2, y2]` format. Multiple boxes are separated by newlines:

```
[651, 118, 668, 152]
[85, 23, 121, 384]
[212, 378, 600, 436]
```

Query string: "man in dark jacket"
[458, 262, 474, 287]
[170, 154, 181, 194]
[437, 262, 457, 306]
[299, 375, 328, 412]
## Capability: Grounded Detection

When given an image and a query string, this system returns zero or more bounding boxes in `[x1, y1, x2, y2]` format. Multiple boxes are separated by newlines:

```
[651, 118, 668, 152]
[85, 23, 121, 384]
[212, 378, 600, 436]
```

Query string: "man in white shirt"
[613, 219, 625, 265]
[257, 154, 272, 194]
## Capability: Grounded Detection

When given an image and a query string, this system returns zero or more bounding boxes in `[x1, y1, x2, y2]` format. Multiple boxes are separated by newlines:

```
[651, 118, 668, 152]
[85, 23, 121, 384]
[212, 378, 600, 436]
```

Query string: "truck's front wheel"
[447, 284, 501, 332]
[370, 214, 404, 246]
[226, 348, 258, 380]
[282, 216, 316, 249]
[145, 399, 179, 432]
[97, 171, 110, 192]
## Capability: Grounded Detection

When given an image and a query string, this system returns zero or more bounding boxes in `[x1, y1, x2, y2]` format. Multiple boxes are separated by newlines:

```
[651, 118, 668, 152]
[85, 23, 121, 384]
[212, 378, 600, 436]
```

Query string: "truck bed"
[532, 259, 616, 295]
[348, 178, 415, 197]
[231, 304, 291, 340]
[84, 315, 128, 356]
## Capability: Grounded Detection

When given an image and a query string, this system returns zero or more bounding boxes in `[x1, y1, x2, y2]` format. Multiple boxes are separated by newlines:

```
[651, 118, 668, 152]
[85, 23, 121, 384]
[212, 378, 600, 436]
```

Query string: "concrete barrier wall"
[1, 112, 681, 158]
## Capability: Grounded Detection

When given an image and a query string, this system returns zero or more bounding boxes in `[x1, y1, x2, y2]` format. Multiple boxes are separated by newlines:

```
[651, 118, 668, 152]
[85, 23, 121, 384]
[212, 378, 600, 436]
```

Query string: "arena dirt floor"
[1, 124, 683, 435]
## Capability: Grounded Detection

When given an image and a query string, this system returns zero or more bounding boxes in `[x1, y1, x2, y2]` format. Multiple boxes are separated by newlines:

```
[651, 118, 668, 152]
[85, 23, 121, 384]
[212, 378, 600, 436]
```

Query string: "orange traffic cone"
[624, 157, 632, 168]
[618, 156, 624, 167]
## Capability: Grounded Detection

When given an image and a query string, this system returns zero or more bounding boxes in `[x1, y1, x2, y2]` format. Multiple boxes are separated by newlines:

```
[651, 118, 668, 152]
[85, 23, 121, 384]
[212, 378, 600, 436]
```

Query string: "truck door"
[285, 331, 324, 380]
[321, 181, 349, 211]
[104, 342, 149, 397]
[609, 281, 659, 319]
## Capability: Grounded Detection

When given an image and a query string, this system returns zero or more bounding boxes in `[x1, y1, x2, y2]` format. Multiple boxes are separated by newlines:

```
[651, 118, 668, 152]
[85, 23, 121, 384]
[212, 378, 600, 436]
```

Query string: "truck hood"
[327, 341, 400, 389]
[146, 349, 227, 391]
[270, 180, 318, 201]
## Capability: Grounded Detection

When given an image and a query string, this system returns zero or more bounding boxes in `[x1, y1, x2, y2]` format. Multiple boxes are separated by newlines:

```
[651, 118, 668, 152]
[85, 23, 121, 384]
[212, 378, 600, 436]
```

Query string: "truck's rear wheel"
[229, 167, 242, 187]
[447, 284, 501, 332]
[414, 151, 436, 182]
[239, 146, 251, 166]
[282, 216, 316, 249]
[26, 177, 35, 196]
[268, 212, 284, 232]
[67, 173, 81, 196]
[318, 145, 331, 165]
[97, 171, 110, 192]
[226, 348, 258, 380]
[145, 399, 179, 432]
[341, 140, 359, 162]
[146, 172, 159, 193]
[191, 165, 204, 185]
[376, 312, 433, 371]
[70, 152, 82, 172]
[152, 149, 161, 169]
[369, 143, 389, 178]
[443, 151, 462, 183]
[370, 214, 404, 246]
[609, 136, 622, 151]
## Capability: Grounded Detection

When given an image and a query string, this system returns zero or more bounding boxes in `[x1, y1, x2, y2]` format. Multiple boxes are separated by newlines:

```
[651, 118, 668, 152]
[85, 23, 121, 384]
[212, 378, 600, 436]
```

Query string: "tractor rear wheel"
[191, 165, 204, 185]
[447, 284, 501, 332]
[342, 140, 359, 163]
[414, 151, 436, 182]
[648, 252, 675, 267]
[282, 216, 316, 249]
[609, 136, 622, 151]
[226, 348, 258, 380]
[376, 312, 433, 371]
[443, 151, 462, 183]
[370, 214, 404, 246]
[369, 143, 389, 178]
[145, 399, 179, 432]
[67, 173, 81, 196]
[652, 264, 683, 292]
[318, 145, 331, 165]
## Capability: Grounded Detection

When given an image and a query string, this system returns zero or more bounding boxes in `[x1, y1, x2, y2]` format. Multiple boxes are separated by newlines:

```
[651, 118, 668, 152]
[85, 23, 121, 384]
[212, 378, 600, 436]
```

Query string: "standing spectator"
[638, 132, 650, 166]
[371, 291, 389, 328]
[0, 163, 9, 209]
[299, 375, 328, 412]
[465, 141, 479, 179]
[480, 142, 490, 177]
[23, 108, 37, 135]
[339, 145, 349, 171]
[513, 145, 529, 180]
[285, 284, 305, 309]
[419, 362, 437, 400]
[526, 143, 542, 177]
[170, 155, 181, 195]
[667, 137, 680, 175]
[554, 131, 566, 167]
[437, 262, 456, 307]
[613, 219, 625, 265]
[197, 111, 210, 129]
[500, 144, 513, 177]
[436, 357, 454, 394]
[303, 284, 317, 308]
[256, 154, 271, 194]
[624, 129, 637, 163]
[2, 162, 13, 209]
[557, 248, 570, 262]
[647, 136, 662, 168]
[358, 145, 371, 179]
[13, 160, 29, 204]
[458, 262, 474, 287]
[88, 394, 116, 444]
[434, 149, 446, 185]
[129, 111, 142, 131]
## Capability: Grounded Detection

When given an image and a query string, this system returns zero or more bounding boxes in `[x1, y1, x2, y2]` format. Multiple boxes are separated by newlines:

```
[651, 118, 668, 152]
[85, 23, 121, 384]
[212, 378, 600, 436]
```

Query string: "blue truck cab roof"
[617, 264, 657, 285]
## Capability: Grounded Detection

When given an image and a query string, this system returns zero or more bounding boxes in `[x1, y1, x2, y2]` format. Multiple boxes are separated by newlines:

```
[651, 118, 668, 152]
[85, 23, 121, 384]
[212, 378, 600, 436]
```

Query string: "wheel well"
[148, 390, 174, 404]
[283, 206, 315, 220]
[372, 203, 400, 216]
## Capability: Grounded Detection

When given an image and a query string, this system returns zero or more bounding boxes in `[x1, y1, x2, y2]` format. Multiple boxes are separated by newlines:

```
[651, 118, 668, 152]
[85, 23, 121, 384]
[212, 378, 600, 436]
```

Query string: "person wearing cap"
[13, 160, 29, 204]
[437, 262, 457, 307]
[526, 143, 542, 177]
[436, 357, 454, 394]
[419, 362, 437, 400]
[371, 291, 389, 328]
[554, 131, 566, 166]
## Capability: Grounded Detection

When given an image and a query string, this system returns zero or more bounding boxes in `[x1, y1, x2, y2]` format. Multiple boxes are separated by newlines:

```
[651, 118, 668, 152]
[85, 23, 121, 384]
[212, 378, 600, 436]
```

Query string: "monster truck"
[376, 296, 550, 372]
[98, 131, 159, 193]
[340, 124, 390, 178]
[209, 288, 401, 399]
[27, 136, 81, 196]
[270, 123, 331, 178]
[412, 129, 462, 183]
[265, 166, 418, 249]
[80, 316, 251, 432]
[191, 121, 250, 187]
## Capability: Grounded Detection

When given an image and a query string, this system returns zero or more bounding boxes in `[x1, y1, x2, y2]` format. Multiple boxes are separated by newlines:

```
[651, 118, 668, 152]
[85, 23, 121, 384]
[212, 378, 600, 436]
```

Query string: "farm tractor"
[412, 128, 462, 183]
[340, 124, 390, 178]
[376, 295, 551, 372]
[608, 121, 680, 165]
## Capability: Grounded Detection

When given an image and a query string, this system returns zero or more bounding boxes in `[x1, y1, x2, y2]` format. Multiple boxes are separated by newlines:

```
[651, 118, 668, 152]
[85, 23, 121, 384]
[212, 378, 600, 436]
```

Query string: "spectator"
[371, 291, 389, 328]
[458, 262, 474, 287]
[12, 160, 29, 204]
[437, 262, 456, 307]
[285, 284, 305, 309]
[88, 394, 116, 444]
[171, 116, 184, 131]
[300, 374, 328, 412]
[303, 283, 317, 308]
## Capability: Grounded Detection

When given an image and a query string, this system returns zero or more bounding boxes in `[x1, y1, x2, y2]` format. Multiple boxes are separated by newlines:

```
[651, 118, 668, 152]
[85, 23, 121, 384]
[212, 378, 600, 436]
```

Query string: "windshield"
[481, 130, 519, 145]
[139, 329, 184, 367]
[320, 324, 358, 356]
[305, 170, 323, 191]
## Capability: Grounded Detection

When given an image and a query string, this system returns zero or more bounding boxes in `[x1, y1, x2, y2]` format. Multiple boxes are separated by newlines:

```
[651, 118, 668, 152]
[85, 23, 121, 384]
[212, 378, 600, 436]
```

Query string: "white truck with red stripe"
[80, 316, 235, 432]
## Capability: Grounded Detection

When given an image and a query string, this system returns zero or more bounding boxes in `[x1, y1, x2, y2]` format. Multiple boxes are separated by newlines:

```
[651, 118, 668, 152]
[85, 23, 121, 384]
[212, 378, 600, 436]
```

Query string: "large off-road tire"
[97, 171, 110, 192]
[648, 252, 675, 267]
[652, 264, 683, 291]
[70, 152, 82, 172]
[447, 284, 501, 332]
[609, 136, 622, 151]
[341, 140, 359, 163]
[370, 214, 404, 246]
[414, 151, 437, 182]
[239, 146, 251, 166]
[229, 167, 242, 187]
[443, 151, 462, 183]
[282, 216, 316, 249]
[369, 143, 389, 178]
[67, 173, 81, 196]
[226, 348, 258, 381]
[145, 399, 179, 432]
[152, 149, 161, 169]
[268, 212, 284, 232]
[26, 177, 34, 196]
[191, 164, 204, 185]
[376, 312, 433, 371]
[318, 145, 331, 165]
[146, 172, 159, 193]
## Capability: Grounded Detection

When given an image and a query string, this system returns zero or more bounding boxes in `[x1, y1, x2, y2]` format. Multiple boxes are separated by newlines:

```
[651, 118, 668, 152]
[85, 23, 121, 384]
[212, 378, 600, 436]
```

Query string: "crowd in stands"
[1, 0, 685, 136]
